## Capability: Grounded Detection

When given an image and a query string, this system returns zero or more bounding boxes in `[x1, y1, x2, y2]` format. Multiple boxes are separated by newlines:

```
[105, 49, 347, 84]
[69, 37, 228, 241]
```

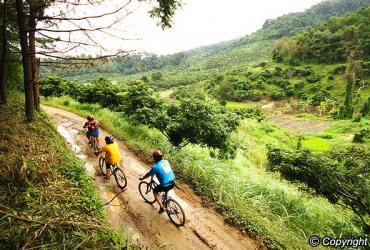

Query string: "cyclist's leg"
[90, 130, 99, 150]
[96, 131, 100, 144]
[154, 185, 172, 213]
[105, 162, 112, 180]
[86, 130, 91, 142]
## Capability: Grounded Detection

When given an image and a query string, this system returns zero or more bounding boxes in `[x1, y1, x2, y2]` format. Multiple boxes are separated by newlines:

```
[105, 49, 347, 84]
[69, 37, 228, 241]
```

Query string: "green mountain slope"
[40, 0, 370, 80]
[39, 0, 370, 113]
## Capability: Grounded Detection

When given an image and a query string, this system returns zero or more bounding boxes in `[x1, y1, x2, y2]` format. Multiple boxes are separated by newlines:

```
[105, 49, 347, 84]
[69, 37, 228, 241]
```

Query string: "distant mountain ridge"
[40, 0, 370, 79]
[187, 0, 370, 59]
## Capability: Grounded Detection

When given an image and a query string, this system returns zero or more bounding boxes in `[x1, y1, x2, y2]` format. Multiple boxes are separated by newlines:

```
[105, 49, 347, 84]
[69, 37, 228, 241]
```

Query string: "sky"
[136, 0, 325, 55]
[43, 0, 325, 57]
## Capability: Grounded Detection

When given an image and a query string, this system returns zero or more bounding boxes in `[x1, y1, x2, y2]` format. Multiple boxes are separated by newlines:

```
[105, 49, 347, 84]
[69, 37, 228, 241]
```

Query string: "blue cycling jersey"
[148, 159, 175, 187]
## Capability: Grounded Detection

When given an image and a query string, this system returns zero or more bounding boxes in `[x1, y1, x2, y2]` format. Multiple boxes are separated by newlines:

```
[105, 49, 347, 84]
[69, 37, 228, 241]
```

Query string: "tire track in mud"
[42, 105, 262, 250]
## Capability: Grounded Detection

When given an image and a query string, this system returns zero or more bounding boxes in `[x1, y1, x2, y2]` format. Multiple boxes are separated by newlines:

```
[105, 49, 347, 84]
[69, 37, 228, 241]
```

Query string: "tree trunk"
[28, 1, 40, 109]
[0, 0, 8, 104]
[16, 0, 34, 121]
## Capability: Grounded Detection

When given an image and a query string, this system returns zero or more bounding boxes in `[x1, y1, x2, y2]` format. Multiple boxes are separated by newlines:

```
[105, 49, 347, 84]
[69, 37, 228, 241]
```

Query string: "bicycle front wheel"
[99, 156, 107, 175]
[138, 181, 156, 204]
[166, 198, 185, 226]
[114, 167, 127, 189]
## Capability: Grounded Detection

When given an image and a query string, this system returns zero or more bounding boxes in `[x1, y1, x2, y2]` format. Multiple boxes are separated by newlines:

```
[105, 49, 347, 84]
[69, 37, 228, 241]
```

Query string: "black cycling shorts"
[154, 182, 175, 193]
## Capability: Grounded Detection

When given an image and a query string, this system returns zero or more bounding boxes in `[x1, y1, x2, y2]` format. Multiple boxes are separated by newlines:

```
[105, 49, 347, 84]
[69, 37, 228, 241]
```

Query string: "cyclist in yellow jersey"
[95, 135, 121, 180]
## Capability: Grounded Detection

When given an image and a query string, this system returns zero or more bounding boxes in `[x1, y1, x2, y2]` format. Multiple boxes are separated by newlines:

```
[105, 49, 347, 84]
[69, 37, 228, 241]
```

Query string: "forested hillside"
[40, 0, 370, 80]
[238, 0, 370, 44]
[273, 6, 370, 64]
[39, 0, 370, 121]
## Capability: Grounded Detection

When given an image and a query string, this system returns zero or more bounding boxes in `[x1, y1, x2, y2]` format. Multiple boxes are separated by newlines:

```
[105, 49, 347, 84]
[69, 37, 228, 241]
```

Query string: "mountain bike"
[99, 153, 127, 189]
[90, 134, 99, 153]
[85, 128, 99, 153]
[138, 177, 185, 226]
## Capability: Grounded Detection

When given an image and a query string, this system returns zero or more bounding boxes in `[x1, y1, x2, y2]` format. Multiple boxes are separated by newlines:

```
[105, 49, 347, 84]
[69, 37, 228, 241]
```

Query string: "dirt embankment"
[261, 101, 335, 133]
[265, 116, 334, 133]
[43, 105, 262, 250]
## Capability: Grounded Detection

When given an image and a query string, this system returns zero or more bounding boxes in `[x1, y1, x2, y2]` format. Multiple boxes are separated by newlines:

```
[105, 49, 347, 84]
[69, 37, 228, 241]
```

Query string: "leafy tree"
[118, 81, 240, 158]
[266, 145, 370, 230]
[151, 71, 163, 81]
[309, 90, 334, 107]
[168, 52, 187, 66]
[3, 0, 183, 120]
[170, 85, 205, 100]
[153, 98, 240, 159]
[212, 79, 235, 105]
[39, 75, 69, 97]
[272, 37, 298, 63]
[337, 53, 359, 119]
[352, 128, 370, 143]
[141, 75, 150, 83]
[119, 80, 161, 121]
[360, 97, 370, 117]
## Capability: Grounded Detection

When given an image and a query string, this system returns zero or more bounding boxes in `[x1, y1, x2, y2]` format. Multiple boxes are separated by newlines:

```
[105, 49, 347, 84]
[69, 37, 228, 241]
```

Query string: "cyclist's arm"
[139, 172, 150, 181]
[95, 146, 106, 156]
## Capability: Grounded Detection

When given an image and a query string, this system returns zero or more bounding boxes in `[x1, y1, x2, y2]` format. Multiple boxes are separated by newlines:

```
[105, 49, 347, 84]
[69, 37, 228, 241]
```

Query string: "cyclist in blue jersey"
[139, 150, 175, 214]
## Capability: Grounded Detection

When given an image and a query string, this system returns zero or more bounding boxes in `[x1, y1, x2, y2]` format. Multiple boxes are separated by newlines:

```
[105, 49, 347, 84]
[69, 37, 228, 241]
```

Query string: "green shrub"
[333, 65, 346, 74]
[306, 73, 322, 83]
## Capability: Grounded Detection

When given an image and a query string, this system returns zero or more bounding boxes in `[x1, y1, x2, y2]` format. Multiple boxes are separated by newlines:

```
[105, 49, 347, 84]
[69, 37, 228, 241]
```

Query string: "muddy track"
[42, 105, 261, 250]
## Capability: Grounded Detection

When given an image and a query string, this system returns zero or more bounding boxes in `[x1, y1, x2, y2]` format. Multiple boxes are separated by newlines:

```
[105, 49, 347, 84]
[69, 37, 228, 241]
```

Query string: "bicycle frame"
[99, 153, 127, 189]
[139, 177, 185, 226]
[85, 128, 99, 152]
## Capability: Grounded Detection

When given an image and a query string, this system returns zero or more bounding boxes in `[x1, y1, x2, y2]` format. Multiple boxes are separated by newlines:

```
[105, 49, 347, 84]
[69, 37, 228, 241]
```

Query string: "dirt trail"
[42, 105, 261, 250]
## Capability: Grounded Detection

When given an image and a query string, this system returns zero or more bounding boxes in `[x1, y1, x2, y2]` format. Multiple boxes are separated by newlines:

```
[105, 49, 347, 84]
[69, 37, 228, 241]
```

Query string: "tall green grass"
[0, 92, 132, 249]
[42, 96, 367, 250]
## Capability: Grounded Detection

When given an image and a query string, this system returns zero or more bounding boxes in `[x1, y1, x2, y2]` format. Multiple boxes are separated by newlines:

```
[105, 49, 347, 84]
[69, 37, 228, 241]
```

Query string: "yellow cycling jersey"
[101, 142, 121, 164]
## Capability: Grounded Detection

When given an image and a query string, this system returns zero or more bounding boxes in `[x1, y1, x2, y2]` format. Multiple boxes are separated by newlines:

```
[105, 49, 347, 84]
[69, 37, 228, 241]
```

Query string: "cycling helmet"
[87, 115, 93, 121]
[153, 150, 163, 162]
[105, 135, 114, 144]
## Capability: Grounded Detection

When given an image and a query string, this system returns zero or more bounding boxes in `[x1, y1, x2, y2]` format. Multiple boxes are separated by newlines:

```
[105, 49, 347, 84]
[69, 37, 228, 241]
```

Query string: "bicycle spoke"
[138, 182, 156, 204]
[114, 167, 127, 189]
[166, 198, 185, 226]
[99, 156, 106, 175]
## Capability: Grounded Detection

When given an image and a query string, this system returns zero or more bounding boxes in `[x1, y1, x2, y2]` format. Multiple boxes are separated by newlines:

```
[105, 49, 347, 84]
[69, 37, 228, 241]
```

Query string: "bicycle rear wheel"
[166, 198, 185, 226]
[99, 156, 107, 175]
[138, 181, 156, 204]
[93, 139, 99, 152]
[114, 167, 127, 189]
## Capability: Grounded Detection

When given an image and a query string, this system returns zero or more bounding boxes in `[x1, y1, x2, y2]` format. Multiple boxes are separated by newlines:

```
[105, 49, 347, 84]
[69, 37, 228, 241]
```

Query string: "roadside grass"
[0, 91, 135, 249]
[226, 102, 253, 109]
[301, 137, 331, 151]
[42, 95, 368, 250]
